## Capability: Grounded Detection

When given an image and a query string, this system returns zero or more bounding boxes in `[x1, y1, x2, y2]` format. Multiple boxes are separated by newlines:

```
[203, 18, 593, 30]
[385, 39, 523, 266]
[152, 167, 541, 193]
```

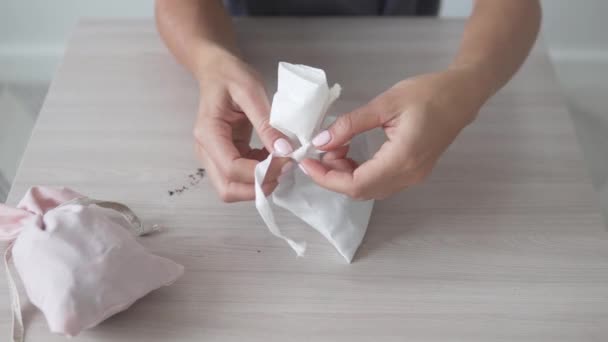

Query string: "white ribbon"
[253, 143, 319, 257]
[5, 245, 23, 342]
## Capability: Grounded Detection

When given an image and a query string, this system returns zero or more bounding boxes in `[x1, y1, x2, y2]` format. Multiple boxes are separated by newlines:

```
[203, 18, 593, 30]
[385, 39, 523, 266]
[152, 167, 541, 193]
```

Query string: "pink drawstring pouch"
[0, 186, 184, 341]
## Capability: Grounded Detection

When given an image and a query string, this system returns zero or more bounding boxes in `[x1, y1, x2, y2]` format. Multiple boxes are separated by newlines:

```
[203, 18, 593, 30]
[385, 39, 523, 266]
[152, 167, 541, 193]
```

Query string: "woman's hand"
[300, 68, 486, 200]
[193, 47, 292, 202]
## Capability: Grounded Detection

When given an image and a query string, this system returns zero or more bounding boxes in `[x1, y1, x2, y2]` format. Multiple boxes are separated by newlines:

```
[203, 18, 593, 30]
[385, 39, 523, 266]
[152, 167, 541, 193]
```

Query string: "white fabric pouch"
[0, 186, 184, 341]
[254, 62, 375, 262]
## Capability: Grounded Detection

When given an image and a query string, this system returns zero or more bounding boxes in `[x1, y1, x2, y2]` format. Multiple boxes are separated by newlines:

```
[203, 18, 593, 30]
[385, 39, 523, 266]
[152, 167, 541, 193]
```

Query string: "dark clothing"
[224, 0, 440, 16]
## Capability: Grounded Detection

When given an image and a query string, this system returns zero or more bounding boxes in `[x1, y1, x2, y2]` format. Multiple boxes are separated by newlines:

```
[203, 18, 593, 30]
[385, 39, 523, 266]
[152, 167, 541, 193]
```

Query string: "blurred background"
[1, 0, 607, 217]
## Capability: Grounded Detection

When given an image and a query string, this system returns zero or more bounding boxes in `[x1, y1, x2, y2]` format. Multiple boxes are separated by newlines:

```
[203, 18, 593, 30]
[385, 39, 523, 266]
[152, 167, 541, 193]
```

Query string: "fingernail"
[273, 138, 293, 156]
[298, 163, 309, 176]
[281, 161, 294, 175]
[312, 130, 331, 147]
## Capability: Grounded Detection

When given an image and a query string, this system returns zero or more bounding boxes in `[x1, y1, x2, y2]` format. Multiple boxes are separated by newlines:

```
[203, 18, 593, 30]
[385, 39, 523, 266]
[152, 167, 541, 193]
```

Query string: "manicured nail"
[298, 163, 309, 176]
[312, 130, 331, 147]
[281, 161, 294, 175]
[273, 138, 293, 156]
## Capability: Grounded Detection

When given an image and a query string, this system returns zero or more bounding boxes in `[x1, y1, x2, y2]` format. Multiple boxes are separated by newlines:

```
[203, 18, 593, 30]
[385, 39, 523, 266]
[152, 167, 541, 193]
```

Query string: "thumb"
[230, 82, 293, 156]
[312, 103, 382, 150]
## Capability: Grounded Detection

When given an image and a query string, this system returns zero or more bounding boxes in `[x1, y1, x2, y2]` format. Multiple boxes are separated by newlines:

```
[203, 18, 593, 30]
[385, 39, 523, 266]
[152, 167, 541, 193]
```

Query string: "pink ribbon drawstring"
[0, 186, 83, 241]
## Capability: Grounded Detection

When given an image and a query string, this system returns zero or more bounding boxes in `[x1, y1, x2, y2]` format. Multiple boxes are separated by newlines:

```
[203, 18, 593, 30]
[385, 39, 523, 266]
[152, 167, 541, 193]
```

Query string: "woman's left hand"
[300, 68, 487, 200]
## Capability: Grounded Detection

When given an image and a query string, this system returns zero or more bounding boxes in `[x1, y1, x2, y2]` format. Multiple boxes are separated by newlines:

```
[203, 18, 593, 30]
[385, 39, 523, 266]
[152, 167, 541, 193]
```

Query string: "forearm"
[450, 0, 541, 111]
[155, 0, 237, 80]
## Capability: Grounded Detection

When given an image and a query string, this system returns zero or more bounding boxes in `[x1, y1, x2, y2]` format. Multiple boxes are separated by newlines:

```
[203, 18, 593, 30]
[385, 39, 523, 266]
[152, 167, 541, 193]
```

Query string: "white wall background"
[0, 0, 607, 82]
[440, 0, 608, 61]
[0, 0, 154, 82]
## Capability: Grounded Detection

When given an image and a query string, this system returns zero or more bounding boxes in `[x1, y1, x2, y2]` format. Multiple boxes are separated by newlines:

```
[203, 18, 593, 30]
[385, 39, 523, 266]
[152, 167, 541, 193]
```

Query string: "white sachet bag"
[254, 62, 374, 263]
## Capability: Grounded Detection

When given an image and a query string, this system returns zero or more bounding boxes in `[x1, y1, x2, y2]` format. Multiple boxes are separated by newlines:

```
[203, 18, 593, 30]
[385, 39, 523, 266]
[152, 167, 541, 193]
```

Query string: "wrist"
[192, 41, 239, 84]
[441, 63, 496, 123]
[447, 61, 499, 102]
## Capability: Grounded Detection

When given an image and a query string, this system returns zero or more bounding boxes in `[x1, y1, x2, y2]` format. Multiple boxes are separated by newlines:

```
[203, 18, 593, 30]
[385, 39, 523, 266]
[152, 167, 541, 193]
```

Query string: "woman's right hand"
[193, 45, 292, 202]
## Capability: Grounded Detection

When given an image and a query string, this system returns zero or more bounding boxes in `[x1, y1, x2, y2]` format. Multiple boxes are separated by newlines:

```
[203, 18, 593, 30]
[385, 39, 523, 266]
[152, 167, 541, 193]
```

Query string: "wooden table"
[2, 18, 608, 341]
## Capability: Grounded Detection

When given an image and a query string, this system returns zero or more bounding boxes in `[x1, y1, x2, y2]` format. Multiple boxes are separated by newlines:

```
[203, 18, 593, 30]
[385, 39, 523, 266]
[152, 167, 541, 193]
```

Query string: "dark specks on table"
[168, 168, 206, 196]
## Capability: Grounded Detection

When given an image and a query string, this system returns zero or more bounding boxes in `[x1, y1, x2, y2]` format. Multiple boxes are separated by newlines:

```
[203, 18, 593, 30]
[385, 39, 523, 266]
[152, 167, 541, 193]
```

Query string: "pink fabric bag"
[0, 186, 184, 341]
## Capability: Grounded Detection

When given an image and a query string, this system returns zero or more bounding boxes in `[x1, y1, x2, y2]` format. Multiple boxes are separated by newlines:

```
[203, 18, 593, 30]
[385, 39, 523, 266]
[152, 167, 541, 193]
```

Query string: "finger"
[224, 180, 278, 202]
[300, 158, 384, 200]
[265, 156, 292, 182]
[195, 144, 233, 198]
[245, 148, 269, 162]
[245, 148, 291, 184]
[229, 81, 293, 155]
[300, 142, 394, 199]
[197, 144, 278, 202]
[195, 118, 259, 184]
[312, 102, 382, 151]
[321, 145, 349, 161]
[320, 158, 358, 173]
[299, 159, 359, 196]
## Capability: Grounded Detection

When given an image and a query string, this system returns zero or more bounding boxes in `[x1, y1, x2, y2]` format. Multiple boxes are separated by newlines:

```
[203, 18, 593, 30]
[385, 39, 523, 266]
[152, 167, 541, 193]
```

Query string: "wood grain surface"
[1, 18, 607, 341]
